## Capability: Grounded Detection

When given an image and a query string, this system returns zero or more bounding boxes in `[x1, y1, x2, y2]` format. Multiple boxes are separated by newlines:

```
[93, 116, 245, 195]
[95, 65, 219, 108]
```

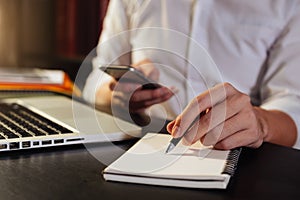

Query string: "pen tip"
[165, 143, 175, 154]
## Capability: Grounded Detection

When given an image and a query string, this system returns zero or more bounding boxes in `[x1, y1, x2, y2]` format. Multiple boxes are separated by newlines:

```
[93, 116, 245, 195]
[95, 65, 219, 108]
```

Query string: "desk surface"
[0, 140, 300, 200]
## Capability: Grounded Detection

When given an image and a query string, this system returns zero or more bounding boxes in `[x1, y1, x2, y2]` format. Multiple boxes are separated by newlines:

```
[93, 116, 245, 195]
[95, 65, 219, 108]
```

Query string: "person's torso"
[126, 0, 295, 116]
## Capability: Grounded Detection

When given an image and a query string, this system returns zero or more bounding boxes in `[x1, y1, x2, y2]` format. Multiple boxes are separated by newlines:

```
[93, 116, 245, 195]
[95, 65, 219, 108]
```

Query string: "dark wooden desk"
[0, 141, 300, 200]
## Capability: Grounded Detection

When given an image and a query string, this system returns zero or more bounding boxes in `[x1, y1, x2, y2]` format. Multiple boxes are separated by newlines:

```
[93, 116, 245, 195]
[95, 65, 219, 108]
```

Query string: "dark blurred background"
[0, 0, 109, 88]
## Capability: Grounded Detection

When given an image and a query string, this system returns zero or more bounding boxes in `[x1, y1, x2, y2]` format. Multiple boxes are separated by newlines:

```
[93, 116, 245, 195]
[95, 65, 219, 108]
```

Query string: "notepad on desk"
[103, 133, 241, 189]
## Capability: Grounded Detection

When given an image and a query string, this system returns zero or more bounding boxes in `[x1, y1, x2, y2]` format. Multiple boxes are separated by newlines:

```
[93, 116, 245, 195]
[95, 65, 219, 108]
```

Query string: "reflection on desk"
[0, 141, 300, 200]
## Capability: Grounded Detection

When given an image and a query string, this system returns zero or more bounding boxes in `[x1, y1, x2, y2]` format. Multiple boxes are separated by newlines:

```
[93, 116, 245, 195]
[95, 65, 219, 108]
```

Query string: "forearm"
[255, 107, 297, 147]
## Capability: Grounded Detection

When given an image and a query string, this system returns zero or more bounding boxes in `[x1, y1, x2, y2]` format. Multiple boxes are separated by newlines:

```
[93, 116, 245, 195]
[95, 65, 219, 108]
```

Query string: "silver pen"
[165, 111, 206, 153]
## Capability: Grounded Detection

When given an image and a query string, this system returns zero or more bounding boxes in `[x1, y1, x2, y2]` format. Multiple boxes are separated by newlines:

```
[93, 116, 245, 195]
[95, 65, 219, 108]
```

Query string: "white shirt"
[83, 0, 300, 149]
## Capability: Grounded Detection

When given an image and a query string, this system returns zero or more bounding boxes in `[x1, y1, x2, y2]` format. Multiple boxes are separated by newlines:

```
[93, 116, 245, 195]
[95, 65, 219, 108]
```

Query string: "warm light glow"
[0, 1, 19, 66]
[0, 4, 3, 59]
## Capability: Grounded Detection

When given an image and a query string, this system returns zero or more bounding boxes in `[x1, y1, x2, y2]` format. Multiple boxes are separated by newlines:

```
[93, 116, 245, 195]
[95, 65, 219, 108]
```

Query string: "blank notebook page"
[106, 133, 230, 180]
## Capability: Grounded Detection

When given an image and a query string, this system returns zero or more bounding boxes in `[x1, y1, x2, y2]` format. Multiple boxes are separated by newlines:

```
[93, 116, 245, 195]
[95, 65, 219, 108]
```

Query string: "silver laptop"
[0, 95, 141, 151]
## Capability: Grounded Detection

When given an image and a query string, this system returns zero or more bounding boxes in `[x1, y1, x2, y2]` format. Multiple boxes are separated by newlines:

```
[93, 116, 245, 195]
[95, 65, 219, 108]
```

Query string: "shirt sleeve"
[82, 0, 133, 104]
[260, 3, 300, 149]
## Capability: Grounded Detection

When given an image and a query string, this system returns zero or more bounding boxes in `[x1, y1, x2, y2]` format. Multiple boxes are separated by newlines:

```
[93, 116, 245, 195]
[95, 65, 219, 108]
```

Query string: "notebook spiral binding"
[222, 148, 242, 176]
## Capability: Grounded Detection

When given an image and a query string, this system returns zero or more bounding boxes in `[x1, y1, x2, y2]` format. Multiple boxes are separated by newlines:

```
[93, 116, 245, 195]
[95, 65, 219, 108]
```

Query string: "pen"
[165, 110, 206, 154]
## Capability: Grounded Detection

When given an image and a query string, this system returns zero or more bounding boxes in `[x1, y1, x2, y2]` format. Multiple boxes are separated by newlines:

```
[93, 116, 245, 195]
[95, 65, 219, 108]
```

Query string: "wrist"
[253, 107, 297, 147]
[253, 107, 270, 142]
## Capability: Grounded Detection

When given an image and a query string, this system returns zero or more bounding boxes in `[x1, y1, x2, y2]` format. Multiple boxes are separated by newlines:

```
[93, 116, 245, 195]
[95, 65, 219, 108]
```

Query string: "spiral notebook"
[103, 133, 241, 189]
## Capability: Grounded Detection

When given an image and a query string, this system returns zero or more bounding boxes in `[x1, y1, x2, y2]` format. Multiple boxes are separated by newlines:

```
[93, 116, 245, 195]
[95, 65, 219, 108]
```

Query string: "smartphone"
[99, 65, 161, 90]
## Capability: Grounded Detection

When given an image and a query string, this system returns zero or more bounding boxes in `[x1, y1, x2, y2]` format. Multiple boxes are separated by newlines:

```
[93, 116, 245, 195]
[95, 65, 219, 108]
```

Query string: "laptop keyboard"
[0, 102, 72, 140]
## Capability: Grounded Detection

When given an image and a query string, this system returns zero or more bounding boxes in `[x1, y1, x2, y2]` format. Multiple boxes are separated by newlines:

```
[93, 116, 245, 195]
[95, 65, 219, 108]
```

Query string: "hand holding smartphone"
[99, 65, 161, 90]
[99, 64, 176, 119]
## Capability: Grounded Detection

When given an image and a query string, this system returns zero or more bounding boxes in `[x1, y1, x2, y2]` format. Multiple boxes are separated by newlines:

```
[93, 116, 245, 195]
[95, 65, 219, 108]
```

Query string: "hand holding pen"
[165, 110, 207, 153]
[166, 83, 274, 152]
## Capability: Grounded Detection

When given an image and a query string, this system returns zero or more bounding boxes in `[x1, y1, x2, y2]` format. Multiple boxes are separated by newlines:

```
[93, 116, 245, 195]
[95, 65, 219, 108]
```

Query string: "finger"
[113, 82, 141, 93]
[201, 113, 249, 146]
[214, 129, 262, 150]
[200, 96, 252, 141]
[112, 87, 171, 113]
[183, 92, 251, 145]
[172, 83, 248, 139]
[143, 91, 174, 106]
[129, 91, 174, 113]
[173, 109, 208, 140]
[181, 121, 201, 145]
[167, 120, 176, 133]
[171, 83, 230, 138]
[130, 87, 173, 103]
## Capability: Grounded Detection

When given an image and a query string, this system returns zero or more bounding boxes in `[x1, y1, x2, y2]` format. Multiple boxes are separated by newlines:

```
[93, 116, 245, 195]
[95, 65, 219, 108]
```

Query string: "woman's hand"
[167, 82, 297, 150]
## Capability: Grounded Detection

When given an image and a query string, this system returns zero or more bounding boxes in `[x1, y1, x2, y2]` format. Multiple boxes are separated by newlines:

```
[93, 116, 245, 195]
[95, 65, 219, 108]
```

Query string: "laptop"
[0, 95, 142, 151]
